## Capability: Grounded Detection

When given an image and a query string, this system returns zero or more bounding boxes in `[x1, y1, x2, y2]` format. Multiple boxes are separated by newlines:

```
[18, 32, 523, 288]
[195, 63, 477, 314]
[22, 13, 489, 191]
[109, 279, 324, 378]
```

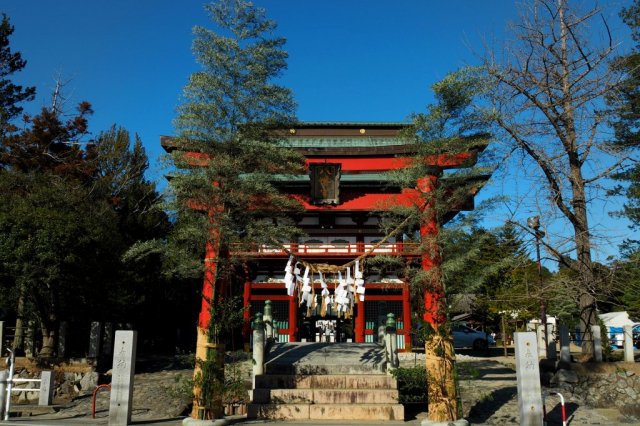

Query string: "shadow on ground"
[466, 386, 517, 424]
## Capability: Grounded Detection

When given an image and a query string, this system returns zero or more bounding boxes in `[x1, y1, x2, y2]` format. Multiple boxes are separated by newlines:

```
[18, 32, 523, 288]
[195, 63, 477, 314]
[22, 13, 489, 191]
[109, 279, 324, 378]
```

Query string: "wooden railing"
[231, 242, 421, 256]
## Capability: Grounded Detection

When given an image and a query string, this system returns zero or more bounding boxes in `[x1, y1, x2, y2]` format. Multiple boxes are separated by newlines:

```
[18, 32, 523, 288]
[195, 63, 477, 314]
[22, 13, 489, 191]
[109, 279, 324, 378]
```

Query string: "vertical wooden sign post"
[514, 332, 543, 426]
[109, 330, 137, 425]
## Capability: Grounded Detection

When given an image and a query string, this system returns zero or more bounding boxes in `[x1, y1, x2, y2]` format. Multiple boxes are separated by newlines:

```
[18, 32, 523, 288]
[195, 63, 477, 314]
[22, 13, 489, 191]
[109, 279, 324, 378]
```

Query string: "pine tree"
[609, 1, 640, 245]
[0, 109, 168, 355]
[166, 0, 304, 418]
[0, 14, 35, 136]
[168, 0, 304, 274]
[378, 67, 492, 423]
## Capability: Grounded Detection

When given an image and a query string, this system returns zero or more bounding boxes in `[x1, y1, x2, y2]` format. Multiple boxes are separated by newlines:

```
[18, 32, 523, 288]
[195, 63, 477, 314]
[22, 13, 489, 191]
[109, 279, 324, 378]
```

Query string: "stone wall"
[550, 362, 640, 417]
[2, 358, 99, 403]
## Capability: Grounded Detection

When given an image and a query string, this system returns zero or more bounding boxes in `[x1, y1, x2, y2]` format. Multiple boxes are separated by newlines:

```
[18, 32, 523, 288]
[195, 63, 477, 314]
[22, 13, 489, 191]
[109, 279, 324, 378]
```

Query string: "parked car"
[411, 323, 496, 350]
[452, 324, 495, 350]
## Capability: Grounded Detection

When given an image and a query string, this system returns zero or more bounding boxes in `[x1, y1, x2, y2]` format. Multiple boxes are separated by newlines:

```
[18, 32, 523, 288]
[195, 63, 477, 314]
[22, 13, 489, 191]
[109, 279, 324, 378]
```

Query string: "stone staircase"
[248, 342, 404, 421]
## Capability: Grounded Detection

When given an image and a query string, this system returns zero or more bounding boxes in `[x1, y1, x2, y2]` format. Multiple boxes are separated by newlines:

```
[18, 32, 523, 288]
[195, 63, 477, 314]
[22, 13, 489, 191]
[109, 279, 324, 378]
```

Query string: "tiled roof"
[281, 137, 411, 148]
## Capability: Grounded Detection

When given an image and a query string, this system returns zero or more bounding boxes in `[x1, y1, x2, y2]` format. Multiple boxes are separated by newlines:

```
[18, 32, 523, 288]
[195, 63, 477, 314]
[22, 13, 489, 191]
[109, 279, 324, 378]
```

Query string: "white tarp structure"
[599, 311, 635, 347]
[599, 311, 635, 327]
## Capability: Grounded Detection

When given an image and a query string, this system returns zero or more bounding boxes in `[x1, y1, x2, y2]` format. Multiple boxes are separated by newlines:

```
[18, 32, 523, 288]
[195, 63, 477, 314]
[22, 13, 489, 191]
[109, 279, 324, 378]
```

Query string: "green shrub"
[391, 366, 427, 404]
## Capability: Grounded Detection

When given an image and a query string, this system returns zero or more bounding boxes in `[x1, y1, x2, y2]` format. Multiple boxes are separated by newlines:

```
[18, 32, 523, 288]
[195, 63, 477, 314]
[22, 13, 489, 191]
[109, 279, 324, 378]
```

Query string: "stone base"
[182, 418, 228, 426]
[421, 419, 469, 426]
[248, 403, 310, 420]
[249, 403, 404, 421]
[310, 403, 404, 420]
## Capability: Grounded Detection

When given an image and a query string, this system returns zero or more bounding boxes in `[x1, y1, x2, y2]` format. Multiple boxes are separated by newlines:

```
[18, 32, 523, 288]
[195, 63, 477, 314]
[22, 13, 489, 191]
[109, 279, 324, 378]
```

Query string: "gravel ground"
[400, 351, 639, 425]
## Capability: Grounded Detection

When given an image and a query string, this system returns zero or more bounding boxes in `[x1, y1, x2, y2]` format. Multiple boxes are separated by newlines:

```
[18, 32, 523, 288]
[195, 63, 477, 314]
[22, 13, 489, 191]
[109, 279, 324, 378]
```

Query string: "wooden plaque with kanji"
[310, 163, 340, 205]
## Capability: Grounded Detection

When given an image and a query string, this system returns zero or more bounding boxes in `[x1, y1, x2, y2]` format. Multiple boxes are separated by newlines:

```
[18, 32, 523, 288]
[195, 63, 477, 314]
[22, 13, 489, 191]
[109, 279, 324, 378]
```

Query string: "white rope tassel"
[333, 267, 351, 316]
[284, 255, 295, 296]
[319, 271, 327, 289]
[355, 259, 365, 301]
[301, 266, 312, 307]
[346, 266, 354, 292]
[355, 260, 363, 279]
[338, 271, 346, 288]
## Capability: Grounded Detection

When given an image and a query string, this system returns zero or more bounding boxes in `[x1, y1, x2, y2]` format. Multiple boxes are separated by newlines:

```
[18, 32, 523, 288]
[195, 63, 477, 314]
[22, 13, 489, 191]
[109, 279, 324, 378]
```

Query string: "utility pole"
[527, 216, 547, 358]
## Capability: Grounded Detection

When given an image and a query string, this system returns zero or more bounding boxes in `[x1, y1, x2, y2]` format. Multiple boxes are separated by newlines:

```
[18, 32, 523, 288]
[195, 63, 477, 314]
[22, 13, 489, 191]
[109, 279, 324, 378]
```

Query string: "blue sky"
[2, 0, 636, 263]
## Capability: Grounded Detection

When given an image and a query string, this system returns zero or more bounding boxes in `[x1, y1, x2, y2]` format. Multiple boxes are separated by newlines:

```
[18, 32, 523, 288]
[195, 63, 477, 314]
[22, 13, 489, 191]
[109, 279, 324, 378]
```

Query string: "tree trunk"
[12, 286, 25, 353]
[569, 153, 597, 357]
[560, 1, 598, 358]
[419, 176, 461, 422]
[425, 333, 459, 422]
[39, 317, 57, 358]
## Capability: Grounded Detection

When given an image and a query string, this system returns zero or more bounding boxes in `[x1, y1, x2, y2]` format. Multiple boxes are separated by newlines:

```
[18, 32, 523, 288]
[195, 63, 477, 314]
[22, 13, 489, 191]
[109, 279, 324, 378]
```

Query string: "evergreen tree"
[162, 0, 304, 418]
[378, 67, 492, 423]
[0, 168, 119, 356]
[0, 13, 35, 136]
[0, 107, 168, 355]
[163, 0, 305, 285]
[599, 1, 640, 321]
[608, 1, 640, 249]
[0, 102, 93, 177]
[169, 0, 304, 273]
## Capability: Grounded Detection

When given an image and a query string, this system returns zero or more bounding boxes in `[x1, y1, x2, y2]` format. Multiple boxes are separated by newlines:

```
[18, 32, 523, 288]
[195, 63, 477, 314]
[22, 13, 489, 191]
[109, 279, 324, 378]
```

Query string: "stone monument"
[514, 332, 543, 426]
[108, 330, 137, 425]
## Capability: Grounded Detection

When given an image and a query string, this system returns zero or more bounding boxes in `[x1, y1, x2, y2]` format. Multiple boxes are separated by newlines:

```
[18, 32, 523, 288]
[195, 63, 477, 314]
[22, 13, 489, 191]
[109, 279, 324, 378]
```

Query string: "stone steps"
[254, 373, 397, 389]
[252, 387, 399, 404]
[249, 342, 404, 421]
[247, 403, 404, 420]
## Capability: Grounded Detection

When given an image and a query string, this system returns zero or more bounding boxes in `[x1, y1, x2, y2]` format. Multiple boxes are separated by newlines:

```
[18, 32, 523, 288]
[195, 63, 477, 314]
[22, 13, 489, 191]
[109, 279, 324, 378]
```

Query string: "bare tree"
[483, 0, 627, 357]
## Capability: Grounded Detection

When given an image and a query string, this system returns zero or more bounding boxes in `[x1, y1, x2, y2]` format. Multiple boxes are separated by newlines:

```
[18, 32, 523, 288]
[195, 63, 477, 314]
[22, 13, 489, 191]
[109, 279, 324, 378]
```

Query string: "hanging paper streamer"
[281, 255, 366, 319]
[284, 256, 295, 296]
[354, 259, 365, 302]
[300, 266, 312, 307]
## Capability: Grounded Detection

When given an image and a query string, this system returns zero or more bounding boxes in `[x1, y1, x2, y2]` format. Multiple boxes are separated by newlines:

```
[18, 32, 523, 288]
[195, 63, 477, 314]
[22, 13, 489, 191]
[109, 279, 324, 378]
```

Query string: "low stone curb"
[182, 418, 228, 426]
[421, 419, 469, 426]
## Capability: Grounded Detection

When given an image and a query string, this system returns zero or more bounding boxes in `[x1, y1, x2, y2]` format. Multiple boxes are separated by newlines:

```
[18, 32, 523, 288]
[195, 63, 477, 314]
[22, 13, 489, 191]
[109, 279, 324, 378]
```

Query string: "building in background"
[162, 122, 487, 351]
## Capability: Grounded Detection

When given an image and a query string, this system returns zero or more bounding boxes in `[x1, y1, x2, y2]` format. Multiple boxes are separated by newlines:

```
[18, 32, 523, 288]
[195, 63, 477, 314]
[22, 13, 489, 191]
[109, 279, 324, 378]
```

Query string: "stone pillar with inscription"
[89, 321, 102, 359]
[536, 325, 546, 358]
[38, 371, 54, 406]
[108, 330, 137, 426]
[591, 325, 603, 362]
[559, 325, 571, 364]
[0, 370, 6, 417]
[514, 332, 543, 426]
[624, 325, 635, 363]
[103, 323, 114, 356]
[58, 322, 68, 358]
[546, 324, 557, 360]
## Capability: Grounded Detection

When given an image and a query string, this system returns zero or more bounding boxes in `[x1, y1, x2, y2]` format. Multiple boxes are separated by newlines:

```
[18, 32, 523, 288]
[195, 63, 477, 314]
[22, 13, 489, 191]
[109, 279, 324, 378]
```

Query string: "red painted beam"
[306, 153, 475, 171]
[249, 294, 291, 301]
[288, 188, 424, 211]
[306, 157, 410, 171]
[182, 152, 476, 171]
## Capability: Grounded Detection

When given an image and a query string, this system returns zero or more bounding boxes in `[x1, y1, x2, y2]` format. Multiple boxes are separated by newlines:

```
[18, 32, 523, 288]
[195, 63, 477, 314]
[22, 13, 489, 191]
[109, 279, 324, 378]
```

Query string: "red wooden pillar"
[402, 283, 412, 350]
[192, 234, 220, 419]
[355, 300, 366, 342]
[242, 279, 251, 347]
[199, 239, 219, 330]
[288, 292, 297, 342]
[418, 176, 446, 328]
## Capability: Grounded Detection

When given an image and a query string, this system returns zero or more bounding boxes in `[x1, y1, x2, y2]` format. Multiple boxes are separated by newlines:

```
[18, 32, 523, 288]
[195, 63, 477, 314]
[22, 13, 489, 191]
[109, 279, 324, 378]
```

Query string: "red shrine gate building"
[163, 122, 485, 352]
